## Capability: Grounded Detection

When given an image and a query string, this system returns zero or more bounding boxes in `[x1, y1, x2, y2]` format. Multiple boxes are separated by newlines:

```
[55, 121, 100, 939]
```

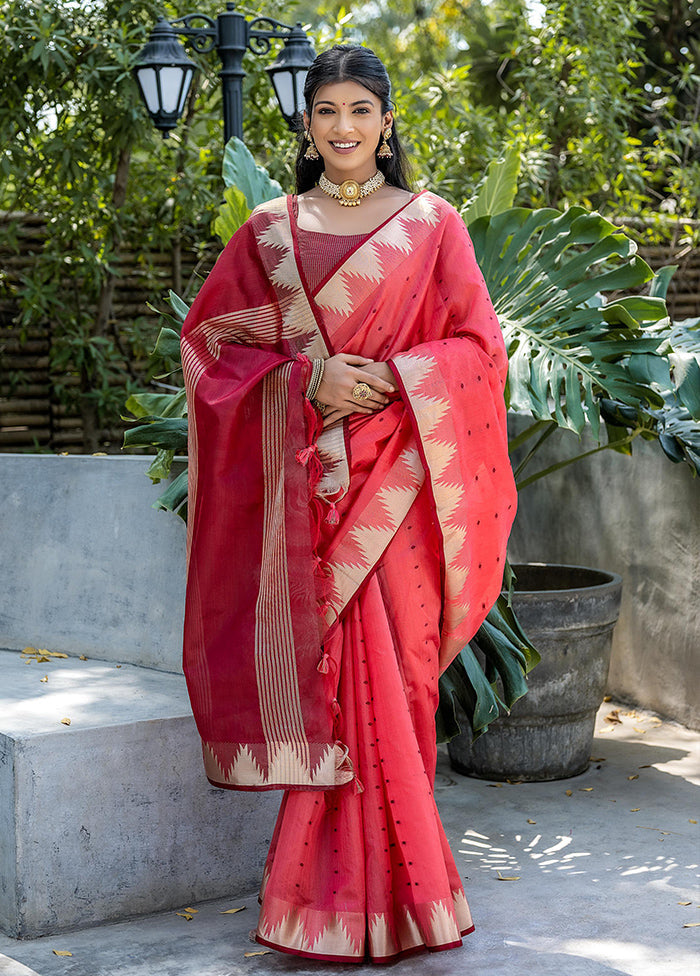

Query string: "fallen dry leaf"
[603, 695, 612, 702]
[689, 820, 697, 825]
[630, 808, 641, 812]
[175, 912, 194, 921]
[505, 779, 524, 785]
[116, 664, 122, 669]
[40, 675, 48, 683]
[636, 826, 672, 835]
[624, 710, 639, 718]
[639, 764, 652, 769]
[589, 756, 606, 762]
[683, 922, 700, 928]
[579, 788, 594, 792]
[487, 783, 503, 788]
[628, 774, 639, 780]
[184, 907, 199, 913]
[496, 871, 520, 881]
[633, 727, 647, 734]
[52, 950, 73, 956]
[79, 655, 88, 661]
[565, 790, 573, 796]
[679, 901, 692, 906]
[220, 906, 247, 914]
[527, 819, 536, 824]
[605, 710, 622, 725]
[60, 717, 71, 726]
[244, 950, 272, 957]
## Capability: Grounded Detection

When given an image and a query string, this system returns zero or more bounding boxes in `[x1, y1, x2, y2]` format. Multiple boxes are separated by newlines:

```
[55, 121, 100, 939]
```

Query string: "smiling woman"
[180, 44, 516, 964]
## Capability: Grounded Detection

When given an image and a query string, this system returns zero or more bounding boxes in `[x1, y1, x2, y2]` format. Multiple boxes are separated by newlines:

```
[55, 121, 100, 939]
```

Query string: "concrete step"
[0, 955, 40, 976]
[0, 650, 280, 938]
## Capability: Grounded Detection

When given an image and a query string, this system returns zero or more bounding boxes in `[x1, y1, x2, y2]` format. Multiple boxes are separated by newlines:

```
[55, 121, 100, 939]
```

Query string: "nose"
[333, 110, 355, 135]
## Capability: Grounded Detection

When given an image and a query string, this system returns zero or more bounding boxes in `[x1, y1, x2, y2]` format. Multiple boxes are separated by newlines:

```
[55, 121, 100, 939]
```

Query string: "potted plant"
[123, 140, 700, 779]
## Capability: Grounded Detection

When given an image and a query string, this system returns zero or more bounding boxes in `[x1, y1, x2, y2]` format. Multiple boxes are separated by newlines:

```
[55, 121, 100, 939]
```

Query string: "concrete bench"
[0, 650, 279, 938]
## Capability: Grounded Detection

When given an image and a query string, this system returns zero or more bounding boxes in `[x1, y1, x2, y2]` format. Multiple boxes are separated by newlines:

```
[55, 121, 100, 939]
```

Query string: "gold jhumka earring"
[377, 126, 393, 159]
[304, 131, 320, 161]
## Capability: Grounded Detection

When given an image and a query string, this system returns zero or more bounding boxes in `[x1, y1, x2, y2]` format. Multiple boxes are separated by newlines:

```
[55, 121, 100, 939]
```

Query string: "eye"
[354, 107, 370, 114]
[317, 107, 334, 115]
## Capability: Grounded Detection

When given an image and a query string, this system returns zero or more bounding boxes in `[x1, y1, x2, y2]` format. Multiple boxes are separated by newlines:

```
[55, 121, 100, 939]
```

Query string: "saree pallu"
[181, 191, 517, 962]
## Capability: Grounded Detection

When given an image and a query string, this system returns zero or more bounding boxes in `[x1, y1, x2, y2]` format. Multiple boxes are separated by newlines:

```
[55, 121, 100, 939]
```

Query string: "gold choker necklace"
[318, 171, 386, 207]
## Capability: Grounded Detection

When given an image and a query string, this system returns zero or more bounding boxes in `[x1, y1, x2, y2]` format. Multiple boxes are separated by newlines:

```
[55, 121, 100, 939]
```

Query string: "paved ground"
[1, 702, 698, 976]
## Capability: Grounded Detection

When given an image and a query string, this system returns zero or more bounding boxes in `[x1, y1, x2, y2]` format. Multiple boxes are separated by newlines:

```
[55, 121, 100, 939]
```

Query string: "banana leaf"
[437, 591, 541, 743]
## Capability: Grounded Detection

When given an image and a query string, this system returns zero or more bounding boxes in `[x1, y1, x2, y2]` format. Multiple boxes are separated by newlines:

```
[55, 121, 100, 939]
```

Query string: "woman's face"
[304, 79, 392, 184]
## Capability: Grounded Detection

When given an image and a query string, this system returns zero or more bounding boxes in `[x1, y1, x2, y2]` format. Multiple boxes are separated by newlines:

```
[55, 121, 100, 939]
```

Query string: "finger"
[340, 354, 375, 366]
[343, 397, 374, 413]
[352, 369, 394, 393]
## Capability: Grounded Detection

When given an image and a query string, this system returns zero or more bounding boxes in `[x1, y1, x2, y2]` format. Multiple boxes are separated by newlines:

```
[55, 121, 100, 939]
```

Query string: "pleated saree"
[181, 190, 516, 963]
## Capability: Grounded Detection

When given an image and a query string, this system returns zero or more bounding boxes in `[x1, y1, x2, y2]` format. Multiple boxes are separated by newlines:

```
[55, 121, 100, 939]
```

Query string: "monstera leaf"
[469, 206, 669, 441]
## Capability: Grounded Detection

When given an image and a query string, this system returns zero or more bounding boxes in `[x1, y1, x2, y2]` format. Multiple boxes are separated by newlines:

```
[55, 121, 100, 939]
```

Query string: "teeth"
[333, 142, 357, 148]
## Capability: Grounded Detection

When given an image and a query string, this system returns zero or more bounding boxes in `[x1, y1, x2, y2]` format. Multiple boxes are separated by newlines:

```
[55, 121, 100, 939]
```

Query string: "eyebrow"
[314, 99, 375, 107]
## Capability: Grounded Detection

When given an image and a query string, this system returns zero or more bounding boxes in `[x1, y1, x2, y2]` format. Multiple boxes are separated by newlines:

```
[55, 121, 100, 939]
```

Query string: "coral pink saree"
[181, 191, 516, 962]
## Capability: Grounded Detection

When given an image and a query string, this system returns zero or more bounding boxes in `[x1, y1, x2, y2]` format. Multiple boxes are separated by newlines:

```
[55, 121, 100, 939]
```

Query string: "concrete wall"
[0, 454, 185, 672]
[508, 417, 700, 729]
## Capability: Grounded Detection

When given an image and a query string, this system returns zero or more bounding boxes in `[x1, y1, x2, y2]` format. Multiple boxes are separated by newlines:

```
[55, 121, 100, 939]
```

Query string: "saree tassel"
[295, 443, 318, 466]
[353, 776, 365, 795]
[317, 651, 336, 675]
[325, 500, 340, 525]
[330, 698, 342, 719]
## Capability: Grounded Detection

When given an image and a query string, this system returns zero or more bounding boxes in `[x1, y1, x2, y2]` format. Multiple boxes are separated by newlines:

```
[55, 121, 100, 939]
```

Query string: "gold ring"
[352, 382, 373, 401]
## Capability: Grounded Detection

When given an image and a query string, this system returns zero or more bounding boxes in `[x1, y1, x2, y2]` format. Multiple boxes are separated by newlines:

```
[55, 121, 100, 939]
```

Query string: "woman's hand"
[358, 360, 397, 392]
[316, 353, 394, 414]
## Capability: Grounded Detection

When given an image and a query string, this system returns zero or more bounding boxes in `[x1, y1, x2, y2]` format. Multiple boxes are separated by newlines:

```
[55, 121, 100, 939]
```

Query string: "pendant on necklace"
[337, 180, 361, 206]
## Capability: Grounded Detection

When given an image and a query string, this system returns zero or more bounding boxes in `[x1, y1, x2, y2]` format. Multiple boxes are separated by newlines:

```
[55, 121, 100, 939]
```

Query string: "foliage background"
[0, 0, 698, 450]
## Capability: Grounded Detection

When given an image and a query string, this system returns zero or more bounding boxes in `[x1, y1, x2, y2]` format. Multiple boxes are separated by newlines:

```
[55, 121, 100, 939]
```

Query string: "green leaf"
[213, 185, 251, 246]
[221, 137, 284, 209]
[471, 205, 671, 441]
[153, 468, 188, 519]
[649, 265, 677, 300]
[168, 291, 190, 325]
[146, 448, 175, 483]
[153, 327, 182, 364]
[462, 145, 521, 225]
[125, 389, 187, 420]
[123, 417, 188, 451]
[675, 357, 700, 421]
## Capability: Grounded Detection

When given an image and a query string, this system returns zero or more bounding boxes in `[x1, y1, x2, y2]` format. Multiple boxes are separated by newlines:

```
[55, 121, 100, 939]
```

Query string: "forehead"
[313, 79, 381, 108]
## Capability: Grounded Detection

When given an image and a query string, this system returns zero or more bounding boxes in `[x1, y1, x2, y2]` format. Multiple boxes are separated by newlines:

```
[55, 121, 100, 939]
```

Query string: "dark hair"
[295, 45, 413, 194]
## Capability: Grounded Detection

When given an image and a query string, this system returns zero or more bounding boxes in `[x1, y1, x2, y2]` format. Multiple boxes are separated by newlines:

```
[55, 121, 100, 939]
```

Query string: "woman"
[181, 44, 516, 964]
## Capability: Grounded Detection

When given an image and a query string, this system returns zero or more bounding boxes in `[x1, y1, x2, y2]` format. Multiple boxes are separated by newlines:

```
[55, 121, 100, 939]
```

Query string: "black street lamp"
[132, 3, 315, 143]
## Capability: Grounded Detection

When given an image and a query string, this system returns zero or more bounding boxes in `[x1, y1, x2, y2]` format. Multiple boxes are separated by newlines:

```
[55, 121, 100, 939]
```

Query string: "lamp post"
[132, 3, 315, 143]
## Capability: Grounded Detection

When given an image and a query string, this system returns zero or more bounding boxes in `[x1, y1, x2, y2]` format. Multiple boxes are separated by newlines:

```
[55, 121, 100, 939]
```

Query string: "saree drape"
[181, 190, 517, 961]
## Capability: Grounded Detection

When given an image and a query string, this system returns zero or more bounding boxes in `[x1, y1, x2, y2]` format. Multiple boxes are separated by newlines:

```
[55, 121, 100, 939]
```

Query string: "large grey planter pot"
[447, 563, 622, 782]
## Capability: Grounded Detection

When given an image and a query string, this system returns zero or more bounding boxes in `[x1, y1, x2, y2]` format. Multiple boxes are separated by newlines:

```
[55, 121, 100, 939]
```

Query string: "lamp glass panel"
[160, 66, 187, 113]
[272, 70, 295, 119]
[136, 67, 160, 113]
[295, 72, 307, 114]
[177, 67, 194, 114]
